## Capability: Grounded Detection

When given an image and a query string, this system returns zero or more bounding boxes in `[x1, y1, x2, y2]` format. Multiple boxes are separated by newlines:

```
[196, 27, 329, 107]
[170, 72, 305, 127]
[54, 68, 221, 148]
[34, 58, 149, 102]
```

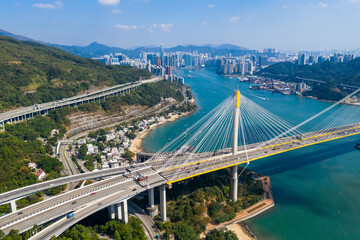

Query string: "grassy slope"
[0, 36, 151, 110]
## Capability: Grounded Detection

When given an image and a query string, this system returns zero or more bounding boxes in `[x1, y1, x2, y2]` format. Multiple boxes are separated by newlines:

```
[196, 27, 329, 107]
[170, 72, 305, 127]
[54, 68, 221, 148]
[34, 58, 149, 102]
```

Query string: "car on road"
[67, 213, 75, 219]
[98, 203, 102, 206]
[132, 188, 137, 191]
[17, 212, 22, 215]
[72, 201, 77, 205]
[90, 193, 96, 195]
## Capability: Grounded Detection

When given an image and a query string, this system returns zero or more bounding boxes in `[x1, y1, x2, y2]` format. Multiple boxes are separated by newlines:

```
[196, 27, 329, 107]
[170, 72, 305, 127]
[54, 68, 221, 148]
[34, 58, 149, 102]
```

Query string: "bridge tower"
[230, 90, 240, 201]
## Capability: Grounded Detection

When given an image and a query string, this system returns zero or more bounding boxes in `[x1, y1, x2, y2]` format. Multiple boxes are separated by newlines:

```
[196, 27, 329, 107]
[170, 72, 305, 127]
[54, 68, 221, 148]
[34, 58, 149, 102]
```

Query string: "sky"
[0, 0, 359, 51]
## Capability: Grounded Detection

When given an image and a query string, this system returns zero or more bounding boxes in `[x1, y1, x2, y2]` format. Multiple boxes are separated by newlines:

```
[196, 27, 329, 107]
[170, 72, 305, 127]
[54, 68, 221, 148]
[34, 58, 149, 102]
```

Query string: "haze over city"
[1, 0, 360, 50]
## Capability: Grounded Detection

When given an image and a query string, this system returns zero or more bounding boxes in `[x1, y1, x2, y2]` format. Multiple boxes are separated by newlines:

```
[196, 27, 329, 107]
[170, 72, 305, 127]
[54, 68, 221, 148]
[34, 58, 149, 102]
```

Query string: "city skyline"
[0, 0, 360, 51]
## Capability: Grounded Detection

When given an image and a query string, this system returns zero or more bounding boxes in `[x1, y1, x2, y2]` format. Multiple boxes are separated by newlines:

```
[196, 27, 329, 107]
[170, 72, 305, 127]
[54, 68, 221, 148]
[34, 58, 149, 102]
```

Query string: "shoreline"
[128, 110, 195, 154]
[205, 175, 274, 239]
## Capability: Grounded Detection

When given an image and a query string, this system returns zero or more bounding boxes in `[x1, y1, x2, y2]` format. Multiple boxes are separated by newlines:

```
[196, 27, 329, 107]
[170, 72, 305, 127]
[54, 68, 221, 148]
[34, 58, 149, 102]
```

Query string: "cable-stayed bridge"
[0, 88, 359, 239]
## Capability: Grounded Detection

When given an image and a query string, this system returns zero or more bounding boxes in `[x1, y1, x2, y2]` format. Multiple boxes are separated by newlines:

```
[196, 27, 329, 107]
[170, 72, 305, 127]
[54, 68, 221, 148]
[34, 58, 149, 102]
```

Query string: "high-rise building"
[264, 48, 277, 54]
[160, 43, 165, 66]
[298, 53, 306, 65]
[259, 55, 268, 68]
[308, 55, 316, 64]
[166, 66, 172, 75]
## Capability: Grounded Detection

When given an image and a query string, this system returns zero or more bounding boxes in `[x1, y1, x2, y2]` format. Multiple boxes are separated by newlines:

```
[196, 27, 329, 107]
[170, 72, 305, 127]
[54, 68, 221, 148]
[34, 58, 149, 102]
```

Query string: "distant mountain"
[0, 29, 35, 42]
[51, 41, 128, 58]
[53, 42, 255, 58]
[0, 28, 256, 58]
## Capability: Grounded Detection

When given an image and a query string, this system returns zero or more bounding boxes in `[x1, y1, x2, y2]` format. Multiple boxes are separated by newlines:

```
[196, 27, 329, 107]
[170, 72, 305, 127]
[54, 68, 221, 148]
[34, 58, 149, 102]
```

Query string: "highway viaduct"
[0, 92, 359, 238]
[0, 76, 162, 130]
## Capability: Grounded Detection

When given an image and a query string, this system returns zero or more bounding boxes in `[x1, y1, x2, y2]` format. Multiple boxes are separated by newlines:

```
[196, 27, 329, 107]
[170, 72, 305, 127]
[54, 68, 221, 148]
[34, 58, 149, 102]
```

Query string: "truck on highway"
[67, 212, 75, 219]
[137, 176, 148, 182]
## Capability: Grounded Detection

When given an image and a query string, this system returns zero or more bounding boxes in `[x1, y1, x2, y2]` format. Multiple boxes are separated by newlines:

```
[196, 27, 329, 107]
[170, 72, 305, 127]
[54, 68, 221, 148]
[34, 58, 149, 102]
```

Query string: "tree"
[205, 229, 238, 240]
[114, 230, 121, 240]
[173, 225, 199, 240]
[79, 144, 87, 159]
[122, 150, 135, 161]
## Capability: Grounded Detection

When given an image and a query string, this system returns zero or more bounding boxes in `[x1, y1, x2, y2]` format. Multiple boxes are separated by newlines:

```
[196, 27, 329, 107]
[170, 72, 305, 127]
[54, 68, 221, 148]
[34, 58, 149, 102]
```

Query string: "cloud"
[208, 4, 215, 8]
[32, 1, 63, 9]
[148, 24, 173, 32]
[112, 9, 122, 14]
[317, 2, 328, 8]
[98, 0, 120, 5]
[115, 24, 137, 30]
[229, 16, 240, 23]
[202, 21, 208, 26]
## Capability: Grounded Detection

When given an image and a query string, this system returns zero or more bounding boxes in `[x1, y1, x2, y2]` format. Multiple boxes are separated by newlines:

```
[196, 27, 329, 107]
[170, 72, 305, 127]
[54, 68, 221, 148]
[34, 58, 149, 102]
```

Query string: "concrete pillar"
[148, 188, 155, 207]
[121, 200, 128, 223]
[108, 204, 115, 219]
[160, 185, 167, 222]
[9, 200, 17, 213]
[230, 90, 240, 201]
[115, 203, 122, 220]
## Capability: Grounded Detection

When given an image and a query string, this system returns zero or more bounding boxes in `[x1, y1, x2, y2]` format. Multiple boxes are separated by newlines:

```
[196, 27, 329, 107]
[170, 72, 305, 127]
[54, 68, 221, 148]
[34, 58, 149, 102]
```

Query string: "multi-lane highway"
[0, 122, 359, 238]
[0, 76, 162, 126]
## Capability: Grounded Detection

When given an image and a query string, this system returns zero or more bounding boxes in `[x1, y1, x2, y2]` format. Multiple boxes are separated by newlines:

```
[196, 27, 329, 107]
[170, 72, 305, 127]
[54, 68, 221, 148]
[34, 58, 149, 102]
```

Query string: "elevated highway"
[0, 76, 162, 128]
[0, 122, 359, 238]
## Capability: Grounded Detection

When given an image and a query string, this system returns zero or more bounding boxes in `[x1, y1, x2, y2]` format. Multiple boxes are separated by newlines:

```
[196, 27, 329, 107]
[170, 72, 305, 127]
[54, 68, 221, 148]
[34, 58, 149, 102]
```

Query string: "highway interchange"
[0, 122, 359, 238]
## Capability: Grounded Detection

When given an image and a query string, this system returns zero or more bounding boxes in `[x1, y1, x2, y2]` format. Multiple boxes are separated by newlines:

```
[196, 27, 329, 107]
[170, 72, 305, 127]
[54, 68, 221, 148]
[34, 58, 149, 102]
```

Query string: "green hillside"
[0, 36, 151, 111]
[260, 59, 360, 87]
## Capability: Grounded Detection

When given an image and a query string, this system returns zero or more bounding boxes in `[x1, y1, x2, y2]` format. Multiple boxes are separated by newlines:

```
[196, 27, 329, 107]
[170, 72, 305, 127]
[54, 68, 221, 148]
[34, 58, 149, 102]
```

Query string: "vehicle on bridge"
[67, 212, 75, 219]
[137, 176, 148, 182]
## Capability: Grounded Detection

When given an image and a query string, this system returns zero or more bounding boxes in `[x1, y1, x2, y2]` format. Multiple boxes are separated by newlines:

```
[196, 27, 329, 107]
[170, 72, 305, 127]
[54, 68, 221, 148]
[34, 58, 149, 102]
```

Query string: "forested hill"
[260, 59, 360, 87]
[0, 36, 151, 111]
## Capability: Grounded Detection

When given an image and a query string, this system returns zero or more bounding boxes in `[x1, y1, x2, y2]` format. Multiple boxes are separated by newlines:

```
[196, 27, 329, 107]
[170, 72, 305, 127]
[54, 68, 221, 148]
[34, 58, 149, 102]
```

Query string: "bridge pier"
[108, 204, 115, 219]
[160, 185, 167, 222]
[9, 200, 17, 213]
[115, 203, 122, 220]
[121, 200, 128, 223]
[148, 188, 154, 207]
[146, 188, 158, 218]
[229, 166, 238, 201]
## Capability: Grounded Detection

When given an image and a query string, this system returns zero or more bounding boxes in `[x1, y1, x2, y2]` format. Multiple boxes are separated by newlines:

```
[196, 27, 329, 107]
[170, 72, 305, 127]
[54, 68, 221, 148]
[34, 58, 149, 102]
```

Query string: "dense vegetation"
[0, 217, 146, 240]
[148, 169, 263, 239]
[0, 115, 66, 214]
[0, 36, 151, 111]
[259, 59, 360, 101]
[260, 59, 360, 87]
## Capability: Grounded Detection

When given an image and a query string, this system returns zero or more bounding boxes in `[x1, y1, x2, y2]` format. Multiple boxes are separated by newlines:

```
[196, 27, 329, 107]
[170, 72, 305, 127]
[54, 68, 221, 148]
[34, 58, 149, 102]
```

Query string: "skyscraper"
[298, 53, 306, 65]
[259, 55, 268, 68]
[160, 43, 165, 66]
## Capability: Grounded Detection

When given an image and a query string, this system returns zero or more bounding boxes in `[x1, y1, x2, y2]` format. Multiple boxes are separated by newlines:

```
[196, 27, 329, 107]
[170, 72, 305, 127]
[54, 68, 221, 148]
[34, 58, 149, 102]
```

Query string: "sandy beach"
[128, 112, 192, 154]
[226, 223, 255, 240]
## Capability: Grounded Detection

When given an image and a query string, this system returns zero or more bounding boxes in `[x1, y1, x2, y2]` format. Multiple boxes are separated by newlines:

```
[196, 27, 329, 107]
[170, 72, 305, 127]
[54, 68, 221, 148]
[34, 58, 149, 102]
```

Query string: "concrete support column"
[230, 90, 240, 201]
[148, 188, 155, 207]
[108, 204, 115, 219]
[160, 185, 167, 222]
[229, 165, 238, 201]
[115, 203, 122, 220]
[121, 200, 128, 223]
[9, 200, 17, 213]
